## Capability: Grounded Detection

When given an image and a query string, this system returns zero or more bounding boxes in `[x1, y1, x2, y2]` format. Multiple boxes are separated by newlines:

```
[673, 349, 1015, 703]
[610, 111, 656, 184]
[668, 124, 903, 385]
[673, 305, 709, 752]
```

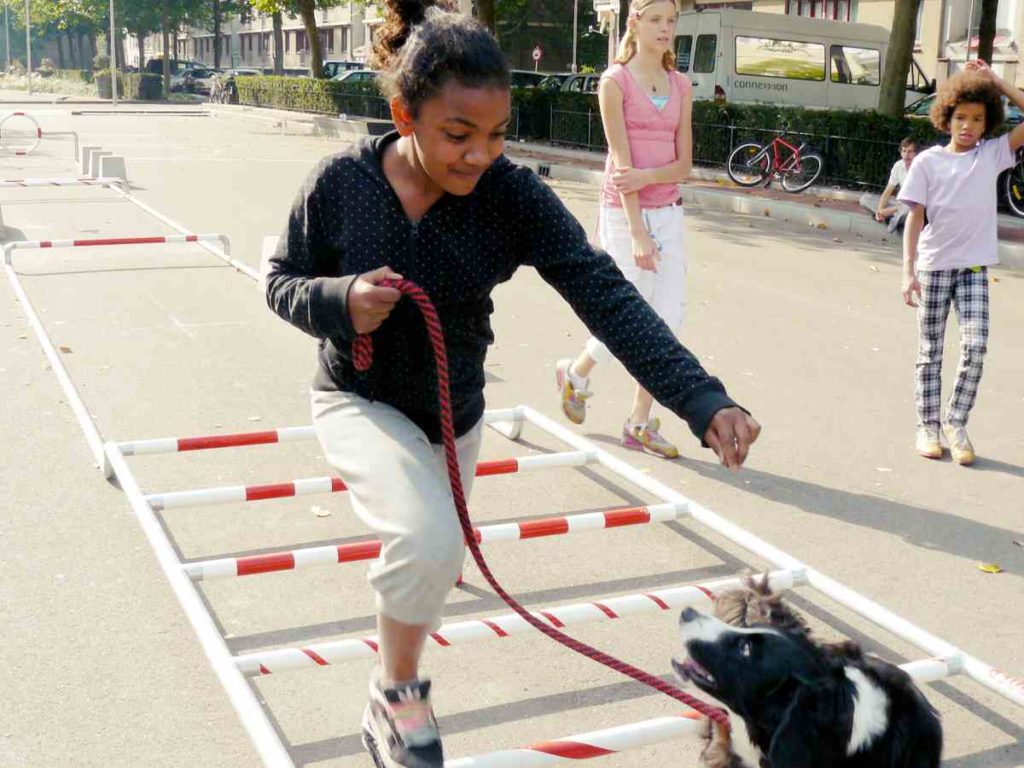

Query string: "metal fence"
[545, 110, 900, 190]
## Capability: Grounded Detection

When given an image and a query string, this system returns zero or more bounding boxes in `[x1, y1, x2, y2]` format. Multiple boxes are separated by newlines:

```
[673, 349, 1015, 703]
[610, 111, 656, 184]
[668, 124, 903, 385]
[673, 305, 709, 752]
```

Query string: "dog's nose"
[680, 607, 699, 624]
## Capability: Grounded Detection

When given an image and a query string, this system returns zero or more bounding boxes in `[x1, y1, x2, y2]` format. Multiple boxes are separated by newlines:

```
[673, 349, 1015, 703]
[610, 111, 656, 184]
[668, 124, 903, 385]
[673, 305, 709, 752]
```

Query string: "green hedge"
[57, 68, 92, 83]
[96, 72, 161, 100]
[237, 75, 391, 119]
[235, 75, 947, 189]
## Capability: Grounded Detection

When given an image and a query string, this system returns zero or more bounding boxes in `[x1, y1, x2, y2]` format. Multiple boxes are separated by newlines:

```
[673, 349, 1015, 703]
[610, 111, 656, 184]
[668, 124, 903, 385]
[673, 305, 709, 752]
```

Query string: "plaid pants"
[916, 268, 990, 428]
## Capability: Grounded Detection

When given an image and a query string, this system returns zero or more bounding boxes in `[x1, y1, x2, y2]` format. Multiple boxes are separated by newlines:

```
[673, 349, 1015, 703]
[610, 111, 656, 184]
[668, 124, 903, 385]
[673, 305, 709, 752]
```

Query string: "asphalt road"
[1, 98, 1022, 767]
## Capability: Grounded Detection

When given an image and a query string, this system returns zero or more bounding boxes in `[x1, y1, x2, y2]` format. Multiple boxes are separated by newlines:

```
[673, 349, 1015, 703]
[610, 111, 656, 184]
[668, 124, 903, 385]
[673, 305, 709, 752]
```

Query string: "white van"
[675, 9, 934, 110]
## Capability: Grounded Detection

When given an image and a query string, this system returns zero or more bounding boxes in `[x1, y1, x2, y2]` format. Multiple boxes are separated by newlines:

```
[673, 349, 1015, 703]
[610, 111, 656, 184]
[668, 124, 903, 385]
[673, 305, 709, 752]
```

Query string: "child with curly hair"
[899, 60, 1024, 464]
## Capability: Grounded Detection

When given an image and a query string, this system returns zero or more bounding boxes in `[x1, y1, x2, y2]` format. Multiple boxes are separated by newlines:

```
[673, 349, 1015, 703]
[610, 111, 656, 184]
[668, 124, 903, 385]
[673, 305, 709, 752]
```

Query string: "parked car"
[904, 92, 1024, 126]
[538, 72, 572, 90]
[184, 67, 219, 96]
[331, 69, 378, 86]
[225, 67, 263, 78]
[559, 72, 600, 94]
[509, 69, 547, 88]
[321, 60, 364, 79]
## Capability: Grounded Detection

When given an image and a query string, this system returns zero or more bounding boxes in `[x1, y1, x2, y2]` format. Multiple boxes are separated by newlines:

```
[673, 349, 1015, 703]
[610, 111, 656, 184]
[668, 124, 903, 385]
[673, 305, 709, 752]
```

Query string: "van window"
[676, 35, 693, 72]
[735, 36, 825, 81]
[693, 34, 717, 73]
[830, 45, 879, 85]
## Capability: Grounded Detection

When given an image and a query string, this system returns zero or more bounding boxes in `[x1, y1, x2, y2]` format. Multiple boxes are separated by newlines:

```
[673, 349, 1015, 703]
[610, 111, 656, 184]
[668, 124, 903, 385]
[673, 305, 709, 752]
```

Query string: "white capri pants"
[585, 202, 688, 364]
[311, 389, 483, 628]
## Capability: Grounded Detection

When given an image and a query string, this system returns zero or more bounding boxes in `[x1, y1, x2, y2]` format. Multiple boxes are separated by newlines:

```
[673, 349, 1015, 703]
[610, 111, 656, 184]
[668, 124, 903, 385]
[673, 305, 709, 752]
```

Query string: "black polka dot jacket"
[266, 132, 740, 445]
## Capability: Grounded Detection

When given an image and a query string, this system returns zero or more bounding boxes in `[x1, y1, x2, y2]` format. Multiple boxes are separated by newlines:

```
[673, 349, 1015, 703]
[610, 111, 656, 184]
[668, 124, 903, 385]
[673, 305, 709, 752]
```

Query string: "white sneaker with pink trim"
[362, 672, 443, 768]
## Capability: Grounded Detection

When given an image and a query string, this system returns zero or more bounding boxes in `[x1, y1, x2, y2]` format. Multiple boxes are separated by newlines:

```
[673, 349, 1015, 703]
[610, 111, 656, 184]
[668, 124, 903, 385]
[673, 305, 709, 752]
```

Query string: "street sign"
[532, 45, 542, 72]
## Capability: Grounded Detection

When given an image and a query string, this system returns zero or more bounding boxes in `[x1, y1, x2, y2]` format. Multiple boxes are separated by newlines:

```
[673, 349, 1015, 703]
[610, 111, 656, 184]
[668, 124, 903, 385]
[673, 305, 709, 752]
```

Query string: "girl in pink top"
[556, 0, 700, 461]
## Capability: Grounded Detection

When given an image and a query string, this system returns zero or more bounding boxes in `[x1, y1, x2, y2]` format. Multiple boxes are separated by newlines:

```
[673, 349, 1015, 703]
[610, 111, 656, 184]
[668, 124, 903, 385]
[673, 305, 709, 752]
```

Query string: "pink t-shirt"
[898, 135, 1015, 270]
[600, 63, 690, 209]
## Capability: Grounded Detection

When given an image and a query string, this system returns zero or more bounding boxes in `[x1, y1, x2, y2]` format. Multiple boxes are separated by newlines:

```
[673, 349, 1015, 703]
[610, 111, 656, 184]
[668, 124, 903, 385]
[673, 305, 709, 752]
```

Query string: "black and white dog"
[673, 584, 943, 768]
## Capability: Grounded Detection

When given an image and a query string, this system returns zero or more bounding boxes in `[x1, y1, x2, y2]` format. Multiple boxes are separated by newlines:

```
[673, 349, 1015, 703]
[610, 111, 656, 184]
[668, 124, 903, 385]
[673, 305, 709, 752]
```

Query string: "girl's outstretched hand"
[704, 408, 761, 472]
[348, 266, 404, 334]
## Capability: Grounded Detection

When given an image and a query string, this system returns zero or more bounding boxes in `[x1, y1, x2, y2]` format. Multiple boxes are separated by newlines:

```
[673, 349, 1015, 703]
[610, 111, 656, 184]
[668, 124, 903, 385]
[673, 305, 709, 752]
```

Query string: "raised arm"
[966, 59, 1024, 151]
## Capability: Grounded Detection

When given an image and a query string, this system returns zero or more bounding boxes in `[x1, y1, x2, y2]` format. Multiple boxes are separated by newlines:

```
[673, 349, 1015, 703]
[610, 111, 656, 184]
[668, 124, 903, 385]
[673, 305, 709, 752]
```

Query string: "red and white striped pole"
[115, 408, 522, 457]
[233, 570, 800, 676]
[3, 233, 231, 264]
[184, 502, 688, 581]
[0, 177, 121, 188]
[145, 450, 595, 511]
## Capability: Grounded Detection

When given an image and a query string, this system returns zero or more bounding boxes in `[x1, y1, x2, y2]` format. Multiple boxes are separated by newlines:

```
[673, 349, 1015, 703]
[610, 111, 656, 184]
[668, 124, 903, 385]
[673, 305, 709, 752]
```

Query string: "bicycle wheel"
[727, 142, 770, 187]
[780, 152, 823, 193]
[1004, 160, 1024, 218]
[0, 111, 42, 156]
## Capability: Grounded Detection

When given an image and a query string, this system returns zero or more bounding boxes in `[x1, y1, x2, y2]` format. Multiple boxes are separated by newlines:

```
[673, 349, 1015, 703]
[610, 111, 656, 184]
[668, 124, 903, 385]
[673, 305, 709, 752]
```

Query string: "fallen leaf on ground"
[833, 237, 842, 243]
[247, 415, 262, 422]
[763, 209, 771, 217]
[870, 266, 879, 272]
[59, 346, 72, 353]
[1012, 540, 1023, 548]
[816, 222, 828, 230]
[312, 505, 332, 518]
[17, 334, 27, 339]
[876, 467, 893, 472]
[978, 563, 1003, 574]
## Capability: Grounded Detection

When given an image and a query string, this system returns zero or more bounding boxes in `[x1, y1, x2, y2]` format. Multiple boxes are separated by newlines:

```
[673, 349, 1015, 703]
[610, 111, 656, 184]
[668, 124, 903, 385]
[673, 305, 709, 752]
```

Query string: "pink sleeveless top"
[599, 63, 690, 209]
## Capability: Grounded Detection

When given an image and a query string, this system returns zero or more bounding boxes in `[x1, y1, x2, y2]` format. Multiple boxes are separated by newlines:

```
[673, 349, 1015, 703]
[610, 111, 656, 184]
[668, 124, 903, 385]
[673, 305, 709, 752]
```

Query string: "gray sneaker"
[361, 672, 443, 768]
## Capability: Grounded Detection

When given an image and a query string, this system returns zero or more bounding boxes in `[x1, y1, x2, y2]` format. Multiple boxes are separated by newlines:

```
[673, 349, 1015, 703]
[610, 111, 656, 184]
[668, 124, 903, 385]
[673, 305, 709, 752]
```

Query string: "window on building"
[735, 35, 826, 80]
[340, 25, 349, 54]
[326, 29, 334, 53]
[830, 44, 879, 85]
[693, 34, 717, 73]
[285, 31, 291, 53]
[676, 34, 693, 72]
[785, 0, 854, 21]
[297, 31, 307, 52]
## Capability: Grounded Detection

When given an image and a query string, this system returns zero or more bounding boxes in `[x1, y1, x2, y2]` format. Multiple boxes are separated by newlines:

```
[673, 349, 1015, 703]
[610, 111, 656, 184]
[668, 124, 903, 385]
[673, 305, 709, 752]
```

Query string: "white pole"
[572, 0, 579, 73]
[109, 0, 118, 105]
[23, 0, 30, 94]
[5, 3, 11, 70]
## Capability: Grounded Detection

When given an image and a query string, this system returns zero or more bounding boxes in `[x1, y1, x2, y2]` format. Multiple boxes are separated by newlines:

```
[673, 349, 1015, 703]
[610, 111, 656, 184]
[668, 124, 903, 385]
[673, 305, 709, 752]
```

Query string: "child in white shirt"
[899, 60, 1024, 465]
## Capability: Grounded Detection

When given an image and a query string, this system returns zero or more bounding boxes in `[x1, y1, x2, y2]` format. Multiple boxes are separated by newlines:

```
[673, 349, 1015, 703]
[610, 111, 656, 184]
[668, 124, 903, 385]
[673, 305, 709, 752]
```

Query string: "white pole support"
[97, 154, 128, 186]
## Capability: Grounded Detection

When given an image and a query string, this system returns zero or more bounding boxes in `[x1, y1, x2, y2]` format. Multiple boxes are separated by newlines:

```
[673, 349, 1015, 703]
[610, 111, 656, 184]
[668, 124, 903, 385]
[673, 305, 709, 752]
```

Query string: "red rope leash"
[353, 279, 728, 725]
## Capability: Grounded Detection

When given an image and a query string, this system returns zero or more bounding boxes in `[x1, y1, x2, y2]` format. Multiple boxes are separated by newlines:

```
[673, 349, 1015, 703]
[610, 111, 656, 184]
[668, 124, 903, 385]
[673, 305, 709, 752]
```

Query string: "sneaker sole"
[362, 728, 387, 768]
[622, 433, 679, 459]
[916, 448, 942, 459]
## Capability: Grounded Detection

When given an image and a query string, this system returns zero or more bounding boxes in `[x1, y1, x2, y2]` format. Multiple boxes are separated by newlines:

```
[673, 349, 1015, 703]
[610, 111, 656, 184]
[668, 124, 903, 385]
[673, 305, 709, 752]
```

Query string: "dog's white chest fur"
[726, 709, 763, 767]
[845, 666, 890, 755]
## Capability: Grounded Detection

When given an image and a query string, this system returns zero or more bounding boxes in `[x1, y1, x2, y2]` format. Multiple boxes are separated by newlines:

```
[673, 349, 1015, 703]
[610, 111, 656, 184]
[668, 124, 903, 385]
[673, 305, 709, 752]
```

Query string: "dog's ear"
[767, 687, 839, 768]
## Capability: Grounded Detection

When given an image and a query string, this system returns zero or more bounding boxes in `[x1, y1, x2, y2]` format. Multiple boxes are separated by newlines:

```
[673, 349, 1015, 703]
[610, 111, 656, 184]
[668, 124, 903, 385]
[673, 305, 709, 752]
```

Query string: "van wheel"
[727, 142, 770, 187]
[780, 153, 823, 193]
[1004, 161, 1024, 218]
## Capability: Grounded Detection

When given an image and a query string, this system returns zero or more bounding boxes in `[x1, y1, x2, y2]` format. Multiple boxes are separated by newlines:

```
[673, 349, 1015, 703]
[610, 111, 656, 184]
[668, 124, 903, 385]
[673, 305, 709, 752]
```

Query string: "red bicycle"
[726, 126, 824, 193]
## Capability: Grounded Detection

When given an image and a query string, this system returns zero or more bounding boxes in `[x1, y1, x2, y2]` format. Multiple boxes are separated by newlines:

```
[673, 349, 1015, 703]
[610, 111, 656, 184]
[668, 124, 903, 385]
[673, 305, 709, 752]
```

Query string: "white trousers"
[311, 389, 483, 628]
[585, 203, 688, 364]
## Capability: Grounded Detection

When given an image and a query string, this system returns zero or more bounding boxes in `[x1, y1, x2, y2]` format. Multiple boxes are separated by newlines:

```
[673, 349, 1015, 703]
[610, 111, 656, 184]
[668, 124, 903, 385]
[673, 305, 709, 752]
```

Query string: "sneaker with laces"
[555, 358, 591, 425]
[361, 672, 443, 768]
[942, 423, 975, 466]
[622, 417, 679, 459]
[915, 425, 942, 459]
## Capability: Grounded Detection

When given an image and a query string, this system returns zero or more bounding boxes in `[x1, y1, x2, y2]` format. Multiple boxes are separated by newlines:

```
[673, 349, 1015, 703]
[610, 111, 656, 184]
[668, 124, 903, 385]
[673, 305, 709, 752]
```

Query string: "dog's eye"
[740, 640, 753, 658]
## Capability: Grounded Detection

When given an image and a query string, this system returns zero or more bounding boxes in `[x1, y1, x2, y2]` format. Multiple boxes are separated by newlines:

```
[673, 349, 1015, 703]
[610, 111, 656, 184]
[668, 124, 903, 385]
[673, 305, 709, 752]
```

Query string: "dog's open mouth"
[672, 656, 717, 689]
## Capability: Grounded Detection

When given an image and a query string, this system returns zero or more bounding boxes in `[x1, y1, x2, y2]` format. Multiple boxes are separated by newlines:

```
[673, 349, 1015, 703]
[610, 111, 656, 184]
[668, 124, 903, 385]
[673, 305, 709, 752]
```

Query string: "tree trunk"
[297, 0, 323, 78]
[272, 11, 284, 74]
[477, 0, 495, 33]
[65, 30, 76, 68]
[878, 0, 922, 117]
[213, 0, 222, 69]
[56, 36, 66, 69]
[976, 0, 999, 65]
[116, 28, 126, 71]
[137, 32, 146, 73]
[161, 0, 171, 98]
[618, 0, 629, 36]
[88, 31, 97, 66]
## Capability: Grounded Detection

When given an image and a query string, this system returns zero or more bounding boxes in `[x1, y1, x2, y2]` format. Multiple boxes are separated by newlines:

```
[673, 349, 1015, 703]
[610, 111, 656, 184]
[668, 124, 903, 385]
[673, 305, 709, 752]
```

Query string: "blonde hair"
[615, 0, 677, 71]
